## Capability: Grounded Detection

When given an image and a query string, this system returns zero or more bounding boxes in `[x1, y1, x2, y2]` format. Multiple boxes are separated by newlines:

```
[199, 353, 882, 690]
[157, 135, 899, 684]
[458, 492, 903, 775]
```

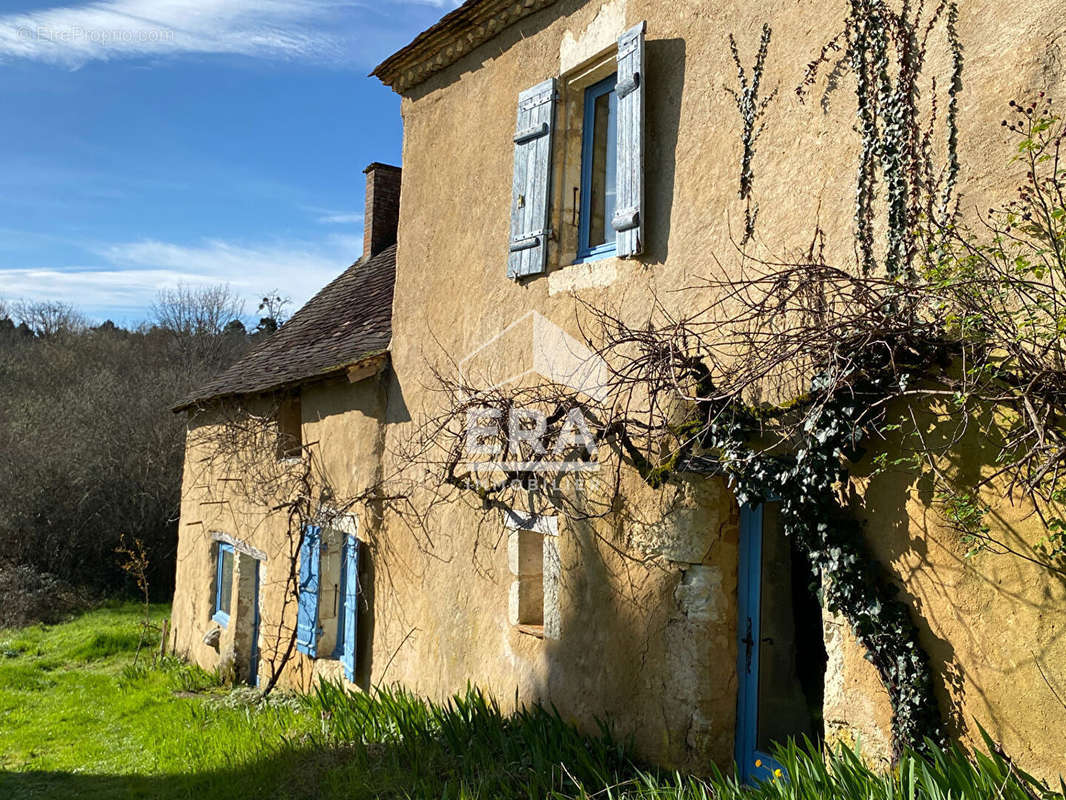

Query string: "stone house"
[171, 0, 1066, 783]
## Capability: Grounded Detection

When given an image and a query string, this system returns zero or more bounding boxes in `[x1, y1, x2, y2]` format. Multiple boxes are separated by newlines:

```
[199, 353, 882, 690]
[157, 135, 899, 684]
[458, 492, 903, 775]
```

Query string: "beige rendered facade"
[171, 0, 1066, 782]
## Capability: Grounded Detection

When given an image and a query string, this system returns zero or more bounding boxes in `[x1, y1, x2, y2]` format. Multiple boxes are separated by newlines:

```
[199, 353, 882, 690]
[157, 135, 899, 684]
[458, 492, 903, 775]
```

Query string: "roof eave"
[172, 350, 390, 414]
[371, 0, 560, 94]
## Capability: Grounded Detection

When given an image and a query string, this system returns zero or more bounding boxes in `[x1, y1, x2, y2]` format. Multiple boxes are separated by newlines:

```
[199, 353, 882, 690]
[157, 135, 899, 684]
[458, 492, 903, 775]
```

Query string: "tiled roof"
[175, 244, 395, 410]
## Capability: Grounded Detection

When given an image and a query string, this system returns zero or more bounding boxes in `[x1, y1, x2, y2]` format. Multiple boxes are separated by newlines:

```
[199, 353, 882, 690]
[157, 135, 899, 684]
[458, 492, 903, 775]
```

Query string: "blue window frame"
[213, 542, 234, 627]
[576, 74, 618, 263]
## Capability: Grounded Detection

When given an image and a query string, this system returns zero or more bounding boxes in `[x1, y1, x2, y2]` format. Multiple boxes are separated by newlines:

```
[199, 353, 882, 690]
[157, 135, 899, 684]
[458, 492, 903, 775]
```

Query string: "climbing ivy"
[700, 366, 945, 757]
[698, 0, 967, 750]
[803, 0, 964, 277]
[727, 24, 777, 245]
[604, 342, 947, 756]
[584, 314, 949, 755]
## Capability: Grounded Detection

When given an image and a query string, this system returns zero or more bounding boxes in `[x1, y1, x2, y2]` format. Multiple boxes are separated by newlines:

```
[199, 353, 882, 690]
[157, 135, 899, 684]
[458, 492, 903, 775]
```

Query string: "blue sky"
[0, 0, 459, 324]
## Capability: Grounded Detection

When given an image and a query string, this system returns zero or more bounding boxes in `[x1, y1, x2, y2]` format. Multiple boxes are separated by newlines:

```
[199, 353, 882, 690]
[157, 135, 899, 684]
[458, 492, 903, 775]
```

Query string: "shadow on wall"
[851, 398, 1066, 758]
[384, 368, 412, 426]
[516, 475, 741, 772]
[644, 37, 685, 266]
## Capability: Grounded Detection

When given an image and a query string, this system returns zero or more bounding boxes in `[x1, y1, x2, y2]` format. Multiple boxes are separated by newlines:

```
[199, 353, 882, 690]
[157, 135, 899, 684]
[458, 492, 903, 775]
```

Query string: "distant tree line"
[0, 287, 287, 623]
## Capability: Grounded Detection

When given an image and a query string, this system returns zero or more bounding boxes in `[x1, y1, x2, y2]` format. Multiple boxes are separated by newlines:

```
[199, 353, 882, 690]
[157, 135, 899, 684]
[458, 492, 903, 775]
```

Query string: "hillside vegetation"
[0, 290, 278, 624]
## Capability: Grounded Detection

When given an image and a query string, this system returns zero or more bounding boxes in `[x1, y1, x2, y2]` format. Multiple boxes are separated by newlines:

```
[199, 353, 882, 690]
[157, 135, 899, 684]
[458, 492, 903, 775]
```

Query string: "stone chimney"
[362, 162, 402, 259]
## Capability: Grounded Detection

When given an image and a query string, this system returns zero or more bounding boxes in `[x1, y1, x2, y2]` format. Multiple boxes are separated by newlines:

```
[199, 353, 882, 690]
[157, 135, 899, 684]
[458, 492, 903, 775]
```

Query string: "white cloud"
[0, 0, 460, 67]
[317, 211, 364, 225]
[0, 235, 364, 321]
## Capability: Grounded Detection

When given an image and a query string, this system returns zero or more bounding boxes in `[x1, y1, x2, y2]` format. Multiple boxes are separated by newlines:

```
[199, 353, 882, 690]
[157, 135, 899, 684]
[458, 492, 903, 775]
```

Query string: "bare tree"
[13, 300, 88, 337]
[150, 284, 246, 364]
[150, 283, 245, 338]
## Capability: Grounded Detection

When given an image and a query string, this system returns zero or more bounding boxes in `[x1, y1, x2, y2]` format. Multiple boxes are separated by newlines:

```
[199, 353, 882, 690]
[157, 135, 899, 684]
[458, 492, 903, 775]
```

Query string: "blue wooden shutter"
[613, 21, 646, 257]
[296, 525, 322, 657]
[508, 78, 557, 279]
[341, 537, 360, 682]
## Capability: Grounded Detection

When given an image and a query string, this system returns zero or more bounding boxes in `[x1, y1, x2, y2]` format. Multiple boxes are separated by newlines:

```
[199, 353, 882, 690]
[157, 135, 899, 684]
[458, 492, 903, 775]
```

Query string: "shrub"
[0, 562, 93, 629]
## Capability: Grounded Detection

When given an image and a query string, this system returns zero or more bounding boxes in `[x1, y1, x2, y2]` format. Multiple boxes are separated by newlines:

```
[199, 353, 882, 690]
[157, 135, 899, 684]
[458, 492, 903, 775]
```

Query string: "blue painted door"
[338, 536, 359, 682]
[736, 502, 825, 784]
[736, 503, 787, 784]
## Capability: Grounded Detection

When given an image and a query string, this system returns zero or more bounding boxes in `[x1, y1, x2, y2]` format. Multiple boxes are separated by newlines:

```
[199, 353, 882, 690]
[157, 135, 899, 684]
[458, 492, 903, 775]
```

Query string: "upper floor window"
[506, 21, 645, 280]
[577, 74, 618, 262]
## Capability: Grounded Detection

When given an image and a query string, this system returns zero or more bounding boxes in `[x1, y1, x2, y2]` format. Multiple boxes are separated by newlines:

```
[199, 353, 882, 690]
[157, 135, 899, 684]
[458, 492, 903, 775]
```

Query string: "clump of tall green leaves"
[296, 682, 1061, 800]
[571, 736, 1064, 800]
[737, 733, 1066, 800]
[301, 680, 1064, 800]
[306, 680, 629, 798]
[712, 738, 1061, 800]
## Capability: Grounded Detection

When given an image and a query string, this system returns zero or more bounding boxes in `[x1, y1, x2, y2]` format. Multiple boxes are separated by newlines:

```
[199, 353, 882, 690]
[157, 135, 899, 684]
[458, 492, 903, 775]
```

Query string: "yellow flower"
[774, 769, 783, 778]
[754, 759, 762, 768]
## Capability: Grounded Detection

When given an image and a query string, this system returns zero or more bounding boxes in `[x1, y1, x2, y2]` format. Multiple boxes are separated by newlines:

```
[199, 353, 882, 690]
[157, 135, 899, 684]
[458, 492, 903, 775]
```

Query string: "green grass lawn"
[0, 603, 327, 800]
[1, 604, 1062, 800]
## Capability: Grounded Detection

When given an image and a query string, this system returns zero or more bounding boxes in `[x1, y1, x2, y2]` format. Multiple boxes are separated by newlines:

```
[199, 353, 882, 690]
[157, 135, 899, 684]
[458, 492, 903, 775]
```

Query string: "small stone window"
[506, 513, 561, 639]
[276, 394, 302, 459]
[512, 529, 545, 629]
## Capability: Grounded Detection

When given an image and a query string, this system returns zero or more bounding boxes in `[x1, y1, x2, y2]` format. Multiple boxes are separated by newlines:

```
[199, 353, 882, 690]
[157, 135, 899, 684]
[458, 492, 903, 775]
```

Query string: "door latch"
[742, 617, 755, 673]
